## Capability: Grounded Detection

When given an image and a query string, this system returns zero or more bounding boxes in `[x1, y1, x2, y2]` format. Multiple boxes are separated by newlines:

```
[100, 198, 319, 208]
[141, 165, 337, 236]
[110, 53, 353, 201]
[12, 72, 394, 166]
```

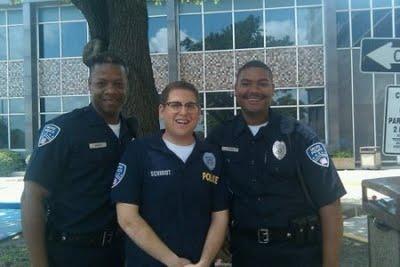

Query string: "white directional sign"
[383, 85, 400, 155]
[361, 38, 400, 73]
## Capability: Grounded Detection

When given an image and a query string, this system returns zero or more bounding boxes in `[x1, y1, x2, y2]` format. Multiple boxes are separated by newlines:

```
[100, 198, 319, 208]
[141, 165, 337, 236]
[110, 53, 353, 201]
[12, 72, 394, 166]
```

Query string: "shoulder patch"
[38, 124, 61, 147]
[112, 163, 127, 188]
[305, 142, 330, 168]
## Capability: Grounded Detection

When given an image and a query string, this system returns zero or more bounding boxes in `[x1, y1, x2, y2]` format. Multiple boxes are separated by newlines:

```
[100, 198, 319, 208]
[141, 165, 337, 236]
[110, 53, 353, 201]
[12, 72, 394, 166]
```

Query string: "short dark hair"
[236, 60, 273, 80]
[160, 80, 199, 104]
[87, 52, 128, 75]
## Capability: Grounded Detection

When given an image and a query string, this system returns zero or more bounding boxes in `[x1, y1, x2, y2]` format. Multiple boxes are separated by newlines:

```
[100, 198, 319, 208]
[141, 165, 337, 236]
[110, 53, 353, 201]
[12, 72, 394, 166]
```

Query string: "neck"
[92, 105, 120, 124]
[162, 132, 195, 146]
[242, 110, 269, 125]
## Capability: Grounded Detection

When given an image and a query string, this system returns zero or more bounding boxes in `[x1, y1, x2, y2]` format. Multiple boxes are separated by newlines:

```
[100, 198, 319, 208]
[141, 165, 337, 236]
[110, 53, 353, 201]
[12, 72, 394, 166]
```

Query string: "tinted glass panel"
[147, 0, 166, 16]
[297, 7, 323, 45]
[265, 0, 294, 8]
[337, 12, 350, 48]
[234, 0, 263, 10]
[206, 92, 234, 108]
[266, 8, 295, 47]
[297, 0, 321, 5]
[180, 15, 202, 52]
[373, 9, 392, 38]
[10, 115, 24, 149]
[40, 114, 59, 125]
[0, 27, 6, 60]
[272, 89, 296, 106]
[9, 26, 23, 60]
[397, 0, 400, 6]
[39, 7, 59, 22]
[351, 0, 370, 9]
[0, 11, 5, 25]
[0, 115, 8, 149]
[373, 0, 392, 8]
[39, 24, 60, 58]
[336, 0, 348, 10]
[272, 107, 296, 119]
[40, 97, 61, 113]
[300, 106, 324, 140]
[61, 6, 84, 21]
[62, 22, 87, 57]
[235, 11, 263, 49]
[63, 96, 88, 112]
[0, 100, 7, 113]
[351, 11, 371, 47]
[8, 10, 22, 25]
[9, 98, 24, 113]
[179, 2, 201, 13]
[299, 88, 324, 105]
[396, 9, 400, 37]
[204, 13, 233, 50]
[206, 110, 234, 135]
[148, 16, 167, 53]
[204, 0, 231, 12]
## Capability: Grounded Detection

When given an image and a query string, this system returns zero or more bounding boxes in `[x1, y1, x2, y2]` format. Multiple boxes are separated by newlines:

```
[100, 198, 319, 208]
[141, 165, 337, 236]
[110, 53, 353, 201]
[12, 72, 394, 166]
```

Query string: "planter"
[332, 157, 355, 170]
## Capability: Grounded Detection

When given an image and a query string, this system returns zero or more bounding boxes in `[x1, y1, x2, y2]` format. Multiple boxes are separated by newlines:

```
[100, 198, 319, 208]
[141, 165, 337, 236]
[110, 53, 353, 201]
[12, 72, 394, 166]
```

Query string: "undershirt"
[163, 138, 195, 163]
[108, 122, 121, 138]
[248, 121, 268, 136]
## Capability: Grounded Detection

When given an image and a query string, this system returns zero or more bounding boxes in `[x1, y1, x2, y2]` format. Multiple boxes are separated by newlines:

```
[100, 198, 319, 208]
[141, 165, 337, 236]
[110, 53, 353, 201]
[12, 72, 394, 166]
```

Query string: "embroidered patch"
[38, 124, 61, 147]
[272, 141, 287, 160]
[221, 146, 239, 152]
[112, 163, 127, 188]
[203, 152, 216, 171]
[306, 142, 330, 168]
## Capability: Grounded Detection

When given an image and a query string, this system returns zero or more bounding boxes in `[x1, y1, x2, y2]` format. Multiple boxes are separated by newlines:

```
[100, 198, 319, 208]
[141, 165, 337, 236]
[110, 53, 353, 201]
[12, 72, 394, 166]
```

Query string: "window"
[62, 96, 89, 112]
[337, 12, 350, 48]
[373, 9, 392, 38]
[336, 0, 348, 10]
[272, 89, 297, 106]
[235, 11, 263, 49]
[297, 7, 323, 45]
[0, 115, 8, 149]
[206, 110, 234, 135]
[40, 97, 61, 113]
[179, 2, 201, 13]
[372, 0, 392, 8]
[0, 11, 5, 25]
[206, 92, 234, 108]
[352, 11, 371, 47]
[38, 7, 59, 22]
[265, 0, 294, 8]
[299, 88, 324, 105]
[351, 0, 370, 9]
[266, 8, 295, 47]
[10, 115, 24, 149]
[396, 8, 400, 37]
[0, 99, 7, 114]
[179, 15, 202, 52]
[300, 106, 324, 139]
[8, 10, 22, 25]
[204, 0, 231, 12]
[147, 0, 166, 16]
[297, 0, 321, 5]
[8, 25, 23, 59]
[61, 6, 84, 20]
[234, 0, 263, 10]
[148, 17, 167, 54]
[204, 13, 233, 50]
[39, 24, 60, 58]
[0, 27, 6, 60]
[9, 98, 24, 113]
[61, 22, 87, 57]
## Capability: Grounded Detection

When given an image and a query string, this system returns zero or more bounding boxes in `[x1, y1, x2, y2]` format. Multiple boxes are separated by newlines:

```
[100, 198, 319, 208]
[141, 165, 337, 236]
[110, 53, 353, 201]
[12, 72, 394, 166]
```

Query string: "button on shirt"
[25, 105, 134, 233]
[111, 133, 229, 266]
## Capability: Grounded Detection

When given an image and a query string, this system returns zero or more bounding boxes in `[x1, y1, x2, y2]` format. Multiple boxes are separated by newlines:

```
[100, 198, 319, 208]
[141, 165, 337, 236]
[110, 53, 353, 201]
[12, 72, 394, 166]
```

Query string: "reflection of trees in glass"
[272, 94, 296, 106]
[0, 119, 8, 149]
[10, 129, 24, 149]
[266, 35, 294, 47]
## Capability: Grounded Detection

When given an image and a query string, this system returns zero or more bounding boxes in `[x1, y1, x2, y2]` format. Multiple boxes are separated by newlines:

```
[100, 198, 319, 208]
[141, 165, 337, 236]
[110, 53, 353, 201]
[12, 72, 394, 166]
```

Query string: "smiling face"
[89, 63, 127, 124]
[159, 88, 200, 145]
[235, 66, 275, 124]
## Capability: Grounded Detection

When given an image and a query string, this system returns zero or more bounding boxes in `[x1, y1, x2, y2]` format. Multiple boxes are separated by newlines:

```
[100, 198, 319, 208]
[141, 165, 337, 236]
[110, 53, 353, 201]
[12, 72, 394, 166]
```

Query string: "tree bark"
[72, 0, 159, 135]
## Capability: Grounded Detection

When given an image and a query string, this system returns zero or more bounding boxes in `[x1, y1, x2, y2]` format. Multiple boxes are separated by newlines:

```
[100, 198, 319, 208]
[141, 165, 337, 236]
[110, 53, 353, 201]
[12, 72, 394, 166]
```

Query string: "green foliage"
[331, 150, 353, 158]
[0, 150, 25, 176]
[0, 236, 29, 267]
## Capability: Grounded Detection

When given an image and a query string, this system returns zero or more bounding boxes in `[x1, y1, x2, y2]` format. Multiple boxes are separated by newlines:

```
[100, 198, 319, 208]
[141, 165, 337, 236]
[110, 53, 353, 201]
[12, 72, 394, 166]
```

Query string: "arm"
[21, 181, 50, 267]
[116, 203, 191, 267]
[319, 199, 343, 267]
[188, 210, 229, 267]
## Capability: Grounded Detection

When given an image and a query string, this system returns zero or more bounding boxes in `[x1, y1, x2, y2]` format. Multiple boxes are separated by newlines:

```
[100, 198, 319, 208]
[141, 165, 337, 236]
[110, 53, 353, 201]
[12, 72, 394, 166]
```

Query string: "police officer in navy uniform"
[207, 60, 346, 267]
[112, 81, 229, 267]
[21, 53, 137, 267]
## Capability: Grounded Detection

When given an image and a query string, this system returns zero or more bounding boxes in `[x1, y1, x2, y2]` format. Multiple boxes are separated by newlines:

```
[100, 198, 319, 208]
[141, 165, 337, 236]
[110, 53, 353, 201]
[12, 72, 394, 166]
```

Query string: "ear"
[158, 104, 165, 119]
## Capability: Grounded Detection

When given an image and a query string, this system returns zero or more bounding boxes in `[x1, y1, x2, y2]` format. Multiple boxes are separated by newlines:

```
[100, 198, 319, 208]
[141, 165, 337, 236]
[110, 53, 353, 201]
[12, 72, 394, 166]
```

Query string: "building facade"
[0, 0, 397, 163]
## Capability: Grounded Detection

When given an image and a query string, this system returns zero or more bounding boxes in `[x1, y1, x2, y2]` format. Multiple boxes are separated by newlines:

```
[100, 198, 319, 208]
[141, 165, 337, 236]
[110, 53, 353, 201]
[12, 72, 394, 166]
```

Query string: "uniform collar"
[149, 130, 210, 154]
[233, 109, 279, 139]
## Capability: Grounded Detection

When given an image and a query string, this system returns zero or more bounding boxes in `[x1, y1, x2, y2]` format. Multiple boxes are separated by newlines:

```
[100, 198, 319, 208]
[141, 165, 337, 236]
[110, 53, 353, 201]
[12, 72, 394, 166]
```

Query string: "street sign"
[361, 38, 400, 73]
[383, 85, 400, 155]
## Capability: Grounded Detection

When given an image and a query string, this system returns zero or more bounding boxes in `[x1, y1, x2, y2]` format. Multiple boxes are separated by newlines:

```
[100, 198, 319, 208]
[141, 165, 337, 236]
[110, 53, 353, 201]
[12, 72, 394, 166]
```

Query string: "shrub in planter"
[0, 150, 25, 176]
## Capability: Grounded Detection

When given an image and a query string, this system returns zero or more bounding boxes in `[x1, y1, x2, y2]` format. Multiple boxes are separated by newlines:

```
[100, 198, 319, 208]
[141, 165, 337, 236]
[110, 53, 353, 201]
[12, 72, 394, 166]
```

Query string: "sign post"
[383, 85, 400, 155]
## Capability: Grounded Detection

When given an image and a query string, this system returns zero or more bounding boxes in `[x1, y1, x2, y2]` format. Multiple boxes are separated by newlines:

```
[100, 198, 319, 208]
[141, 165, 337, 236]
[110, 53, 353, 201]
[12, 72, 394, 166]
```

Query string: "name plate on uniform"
[221, 146, 239, 152]
[89, 142, 107, 149]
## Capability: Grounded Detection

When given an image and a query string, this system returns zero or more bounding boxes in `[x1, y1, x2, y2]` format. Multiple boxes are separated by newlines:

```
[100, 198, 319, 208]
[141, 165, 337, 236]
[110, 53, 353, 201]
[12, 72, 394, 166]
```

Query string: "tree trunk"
[71, 0, 159, 136]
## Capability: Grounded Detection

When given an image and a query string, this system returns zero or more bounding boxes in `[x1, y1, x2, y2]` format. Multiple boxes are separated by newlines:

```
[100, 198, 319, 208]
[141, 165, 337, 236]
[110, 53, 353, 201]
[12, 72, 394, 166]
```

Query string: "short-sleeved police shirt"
[25, 105, 134, 233]
[207, 110, 346, 229]
[111, 133, 229, 266]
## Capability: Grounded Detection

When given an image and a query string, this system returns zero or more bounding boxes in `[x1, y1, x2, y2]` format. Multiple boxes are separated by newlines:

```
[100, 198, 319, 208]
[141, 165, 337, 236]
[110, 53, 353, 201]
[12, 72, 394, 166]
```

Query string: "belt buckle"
[101, 231, 113, 246]
[258, 228, 269, 244]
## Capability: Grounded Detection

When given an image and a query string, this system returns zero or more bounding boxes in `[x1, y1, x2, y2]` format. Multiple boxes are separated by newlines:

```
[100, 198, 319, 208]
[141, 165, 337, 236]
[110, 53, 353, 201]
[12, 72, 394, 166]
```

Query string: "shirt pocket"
[69, 142, 111, 167]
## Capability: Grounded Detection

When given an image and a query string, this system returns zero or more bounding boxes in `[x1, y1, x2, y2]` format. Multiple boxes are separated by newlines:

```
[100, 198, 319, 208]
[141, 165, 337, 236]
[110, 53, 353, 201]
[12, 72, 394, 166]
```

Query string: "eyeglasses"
[164, 101, 200, 113]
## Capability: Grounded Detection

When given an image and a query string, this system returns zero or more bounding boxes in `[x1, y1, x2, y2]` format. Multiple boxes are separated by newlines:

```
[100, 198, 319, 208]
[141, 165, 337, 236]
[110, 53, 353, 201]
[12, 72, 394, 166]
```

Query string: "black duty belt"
[233, 227, 293, 244]
[47, 228, 123, 247]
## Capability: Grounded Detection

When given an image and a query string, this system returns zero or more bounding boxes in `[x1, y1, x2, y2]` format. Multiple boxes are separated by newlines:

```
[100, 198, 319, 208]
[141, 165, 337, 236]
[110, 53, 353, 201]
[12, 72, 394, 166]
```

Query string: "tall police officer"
[112, 81, 229, 267]
[207, 60, 346, 267]
[21, 53, 137, 267]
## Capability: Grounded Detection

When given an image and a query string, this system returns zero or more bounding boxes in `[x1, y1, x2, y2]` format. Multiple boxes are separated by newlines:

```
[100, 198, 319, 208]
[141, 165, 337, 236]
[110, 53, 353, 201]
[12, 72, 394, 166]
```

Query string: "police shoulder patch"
[112, 163, 127, 188]
[305, 142, 330, 168]
[38, 124, 61, 147]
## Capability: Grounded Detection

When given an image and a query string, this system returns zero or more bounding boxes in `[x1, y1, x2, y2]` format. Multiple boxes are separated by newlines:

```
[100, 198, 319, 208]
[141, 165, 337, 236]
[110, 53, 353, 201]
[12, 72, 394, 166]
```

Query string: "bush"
[331, 150, 353, 158]
[0, 150, 25, 177]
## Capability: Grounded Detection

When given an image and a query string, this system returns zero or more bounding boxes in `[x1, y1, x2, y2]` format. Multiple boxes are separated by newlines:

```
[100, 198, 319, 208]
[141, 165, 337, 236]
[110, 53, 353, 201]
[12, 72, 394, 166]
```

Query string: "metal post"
[166, 0, 178, 81]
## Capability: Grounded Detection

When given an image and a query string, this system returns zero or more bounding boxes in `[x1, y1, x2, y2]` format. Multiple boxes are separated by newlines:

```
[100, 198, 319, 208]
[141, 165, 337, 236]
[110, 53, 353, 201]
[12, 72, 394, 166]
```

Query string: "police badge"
[203, 152, 216, 171]
[112, 163, 127, 188]
[38, 124, 61, 147]
[272, 140, 286, 160]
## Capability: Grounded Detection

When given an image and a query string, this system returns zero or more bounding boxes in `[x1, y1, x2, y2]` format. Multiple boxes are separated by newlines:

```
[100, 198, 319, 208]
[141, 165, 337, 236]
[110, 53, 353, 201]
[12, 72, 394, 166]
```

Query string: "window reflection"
[206, 110, 234, 135]
[179, 1, 201, 13]
[266, 8, 295, 47]
[0, 99, 7, 114]
[39, 24, 60, 58]
[336, 0, 348, 10]
[61, 6, 84, 21]
[0, 12, 5, 25]
[373, 9, 392, 38]
[40, 97, 61, 113]
[206, 92, 234, 108]
[147, 0, 166, 16]
[39, 7, 59, 22]
[148, 17, 167, 54]
[337, 12, 350, 48]
[351, 0, 370, 9]
[40, 114, 59, 125]
[272, 107, 296, 119]
[235, 11, 263, 49]
[62, 22, 87, 57]
[352, 11, 371, 47]
[10, 115, 25, 149]
[9, 98, 24, 113]
[204, 13, 233, 50]
[297, 0, 321, 5]
[180, 15, 202, 52]
[265, 0, 294, 8]
[234, 0, 263, 10]
[8, 10, 22, 25]
[300, 106, 325, 140]
[373, 0, 392, 8]
[0, 116, 8, 149]
[204, 0, 231, 12]
[0, 27, 6, 60]
[62, 96, 89, 112]
[272, 89, 297, 106]
[9, 26, 23, 60]
[396, 9, 400, 37]
[297, 7, 322, 45]
[299, 88, 324, 105]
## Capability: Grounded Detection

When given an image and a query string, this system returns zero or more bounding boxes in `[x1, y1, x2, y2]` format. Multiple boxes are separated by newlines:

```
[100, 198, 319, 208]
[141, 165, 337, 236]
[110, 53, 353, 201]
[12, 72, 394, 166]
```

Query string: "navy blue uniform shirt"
[207, 110, 346, 229]
[111, 132, 229, 267]
[25, 104, 134, 233]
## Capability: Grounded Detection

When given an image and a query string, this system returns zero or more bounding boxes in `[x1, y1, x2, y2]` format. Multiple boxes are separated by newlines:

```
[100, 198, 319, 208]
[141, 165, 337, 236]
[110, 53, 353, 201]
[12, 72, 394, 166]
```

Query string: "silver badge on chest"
[203, 152, 216, 171]
[272, 141, 286, 160]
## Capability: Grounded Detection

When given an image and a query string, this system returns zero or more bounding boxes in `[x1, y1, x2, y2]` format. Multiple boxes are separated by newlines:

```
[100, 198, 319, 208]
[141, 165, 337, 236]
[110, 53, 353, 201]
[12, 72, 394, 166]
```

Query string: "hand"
[168, 257, 192, 267]
[184, 260, 209, 267]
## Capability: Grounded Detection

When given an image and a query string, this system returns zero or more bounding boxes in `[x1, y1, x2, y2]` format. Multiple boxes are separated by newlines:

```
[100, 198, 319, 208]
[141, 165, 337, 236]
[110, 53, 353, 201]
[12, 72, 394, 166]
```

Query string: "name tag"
[89, 142, 107, 149]
[150, 170, 172, 177]
[221, 146, 239, 152]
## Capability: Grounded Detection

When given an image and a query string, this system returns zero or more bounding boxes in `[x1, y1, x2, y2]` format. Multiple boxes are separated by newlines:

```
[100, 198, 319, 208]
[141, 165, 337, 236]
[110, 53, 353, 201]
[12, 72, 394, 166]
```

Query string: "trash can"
[362, 177, 400, 267]
[360, 146, 381, 169]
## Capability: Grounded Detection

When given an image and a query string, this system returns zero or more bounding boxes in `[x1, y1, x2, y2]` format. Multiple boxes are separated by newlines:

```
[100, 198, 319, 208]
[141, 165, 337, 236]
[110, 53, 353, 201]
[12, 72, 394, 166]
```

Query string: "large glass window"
[61, 6, 84, 20]
[235, 11, 263, 49]
[9, 98, 24, 113]
[179, 15, 202, 52]
[148, 16, 167, 54]
[373, 9, 392, 38]
[0, 27, 6, 60]
[10, 115, 24, 149]
[40, 97, 61, 113]
[337, 12, 350, 48]
[204, 0, 232, 12]
[179, 2, 201, 13]
[147, 0, 166, 16]
[62, 96, 89, 112]
[38, 7, 59, 22]
[234, 0, 263, 10]
[61, 22, 87, 57]
[336, 0, 348, 10]
[0, 11, 5, 25]
[0, 116, 8, 149]
[206, 92, 234, 108]
[373, 0, 392, 8]
[396, 8, 400, 37]
[352, 11, 371, 47]
[8, 25, 23, 59]
[204, 13, 233, 50]
[299, 88, 324, 105]
[351, 0, 370, 9]
[297, 7, 323, 45]
[266, 8, 295, 47]
[272, 89, 297, 106]
[8, 10, 22, 25]
[39, 24, 60, 58]
[297, 0, 321, 5]
[0, 99, 7, 114]
[300, 106, 324, 139]
[265, 0, 294, 8]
